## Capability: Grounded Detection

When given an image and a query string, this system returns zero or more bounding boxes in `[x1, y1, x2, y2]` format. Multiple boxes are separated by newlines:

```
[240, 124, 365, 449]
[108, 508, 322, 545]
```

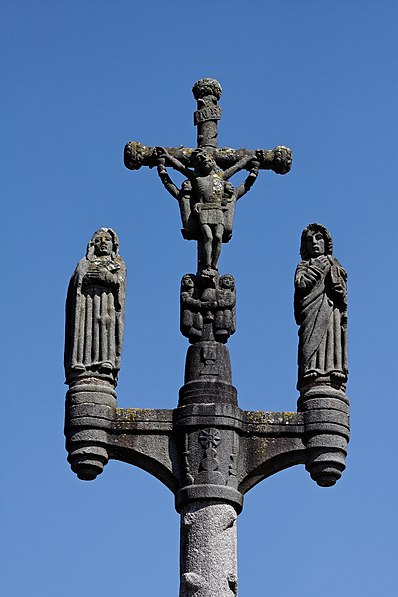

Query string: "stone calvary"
[64, 79, 349, 596]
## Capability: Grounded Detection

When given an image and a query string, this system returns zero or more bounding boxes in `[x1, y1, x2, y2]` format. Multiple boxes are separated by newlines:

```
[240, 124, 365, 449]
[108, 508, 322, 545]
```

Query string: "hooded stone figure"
[64, 228, 126, 384]
[294, 223, 348, 390]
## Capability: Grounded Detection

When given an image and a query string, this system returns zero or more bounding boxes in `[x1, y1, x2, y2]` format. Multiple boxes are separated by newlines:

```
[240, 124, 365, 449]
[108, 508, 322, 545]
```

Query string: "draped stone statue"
[64, 228, 126, 385]
[294, 223, 348, 390]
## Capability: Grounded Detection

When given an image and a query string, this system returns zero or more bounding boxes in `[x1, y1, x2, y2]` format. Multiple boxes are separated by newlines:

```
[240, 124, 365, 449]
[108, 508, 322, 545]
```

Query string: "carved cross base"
[65, 341, 349, 595]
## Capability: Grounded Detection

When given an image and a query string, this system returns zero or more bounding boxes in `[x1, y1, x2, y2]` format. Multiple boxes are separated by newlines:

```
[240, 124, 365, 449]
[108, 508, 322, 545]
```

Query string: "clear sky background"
[2, 1, 397, 596]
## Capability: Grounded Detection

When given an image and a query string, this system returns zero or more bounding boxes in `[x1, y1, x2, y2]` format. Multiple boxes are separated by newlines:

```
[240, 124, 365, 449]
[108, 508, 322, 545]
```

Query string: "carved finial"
[192, 78, 222, 101]
[192, 78, 222, 149]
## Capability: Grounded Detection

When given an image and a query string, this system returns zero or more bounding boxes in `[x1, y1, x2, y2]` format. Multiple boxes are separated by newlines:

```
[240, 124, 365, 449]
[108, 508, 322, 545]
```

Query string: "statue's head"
[192, 78, 222, 101]
[87, 228, 119, 260]
[181, 179, 192, 192]
[191, 148, 216, 174]
[300, 223, 333, 260]
[181, 274, 195, 289]
[220, 274, 235, 290]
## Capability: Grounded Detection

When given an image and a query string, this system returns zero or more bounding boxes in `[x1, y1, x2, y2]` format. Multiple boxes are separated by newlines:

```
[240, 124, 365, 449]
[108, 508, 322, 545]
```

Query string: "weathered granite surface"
[125, 77, 292, 279]
[180, 273, 236, 344]
[64, 228, 126, 480]
[64, 80, 350, 596]
[295, 223, 348, 391]
[64, 228, 126, 386]
[180, 501, 238, 597]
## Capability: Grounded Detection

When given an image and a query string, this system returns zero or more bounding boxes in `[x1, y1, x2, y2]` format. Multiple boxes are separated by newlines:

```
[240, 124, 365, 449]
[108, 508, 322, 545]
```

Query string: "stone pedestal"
[65, 380, 116, 480]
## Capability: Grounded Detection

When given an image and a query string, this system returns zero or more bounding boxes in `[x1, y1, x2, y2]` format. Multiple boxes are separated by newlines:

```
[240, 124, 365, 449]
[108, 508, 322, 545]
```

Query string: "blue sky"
[2, 1, 397, 595]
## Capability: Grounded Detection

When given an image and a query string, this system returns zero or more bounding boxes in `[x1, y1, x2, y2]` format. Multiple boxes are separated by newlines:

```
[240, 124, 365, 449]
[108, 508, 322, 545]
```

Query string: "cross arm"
[124, 141, 193, 171]
[216, 146, 292, 175]
[124, 141, 292, 175]
[222, 154, 254, 180]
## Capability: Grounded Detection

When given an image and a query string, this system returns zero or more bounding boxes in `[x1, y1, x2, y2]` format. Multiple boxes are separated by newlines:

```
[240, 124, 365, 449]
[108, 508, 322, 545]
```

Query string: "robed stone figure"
[294, 223, 348, 390]
[64, 228, 126, 385]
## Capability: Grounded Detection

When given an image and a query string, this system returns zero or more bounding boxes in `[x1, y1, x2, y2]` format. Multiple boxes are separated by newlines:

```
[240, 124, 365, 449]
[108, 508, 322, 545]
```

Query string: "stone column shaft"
[179, 501, 238, 597]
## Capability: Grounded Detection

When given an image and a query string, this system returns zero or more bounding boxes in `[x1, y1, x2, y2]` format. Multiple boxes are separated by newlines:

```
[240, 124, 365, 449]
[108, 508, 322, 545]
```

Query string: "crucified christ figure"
[156, 146, 259, 276]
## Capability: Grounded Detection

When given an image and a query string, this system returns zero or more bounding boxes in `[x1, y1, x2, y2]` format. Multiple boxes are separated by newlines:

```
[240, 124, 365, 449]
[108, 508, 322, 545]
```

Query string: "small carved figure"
[214, 274, 236, 342]
[64, 228, 126, 384]
[294, 223, 348, 389]
[156, 147, 259, 276]
[180, 274, 204, 341]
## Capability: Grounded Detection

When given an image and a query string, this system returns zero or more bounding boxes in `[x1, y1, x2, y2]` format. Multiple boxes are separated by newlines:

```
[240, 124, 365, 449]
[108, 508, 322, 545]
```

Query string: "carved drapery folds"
[294, 224, 349, 489]
[294, 223, 348, 392]
[64, 228, 126, 481]
[64, 228, 126, 386]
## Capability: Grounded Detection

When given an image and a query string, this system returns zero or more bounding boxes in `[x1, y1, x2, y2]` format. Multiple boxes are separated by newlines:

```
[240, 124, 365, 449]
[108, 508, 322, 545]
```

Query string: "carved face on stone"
[220, 275, 234, 289]
[93, 231, 113, 257]
[193, 150, 215, 175]
[182, 275, 195, 289]
[305, 230, 325, 257]
[300, 223, 333, 260]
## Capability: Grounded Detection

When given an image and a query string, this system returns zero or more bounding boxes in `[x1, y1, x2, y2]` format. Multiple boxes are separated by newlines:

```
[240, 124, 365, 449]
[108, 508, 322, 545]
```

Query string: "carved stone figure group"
[180, 273, 236, 343]
[64, 221, 347, 395]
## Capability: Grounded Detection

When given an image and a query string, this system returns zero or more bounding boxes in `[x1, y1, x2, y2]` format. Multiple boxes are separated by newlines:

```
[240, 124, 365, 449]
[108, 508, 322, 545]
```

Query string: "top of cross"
[192, 78, 222, 101]
[124, 77, 292, 174]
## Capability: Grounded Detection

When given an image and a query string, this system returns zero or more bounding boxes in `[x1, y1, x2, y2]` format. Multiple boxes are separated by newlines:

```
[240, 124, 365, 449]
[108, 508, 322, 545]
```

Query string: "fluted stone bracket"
[64, 384, 349, 509]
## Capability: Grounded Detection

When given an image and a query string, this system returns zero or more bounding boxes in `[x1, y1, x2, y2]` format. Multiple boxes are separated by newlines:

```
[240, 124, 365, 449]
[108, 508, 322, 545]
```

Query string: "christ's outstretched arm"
[234, 161, 260, 200]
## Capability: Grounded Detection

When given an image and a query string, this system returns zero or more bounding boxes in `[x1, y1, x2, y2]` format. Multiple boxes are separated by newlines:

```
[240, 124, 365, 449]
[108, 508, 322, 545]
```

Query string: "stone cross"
[124, 78, 292, 277]
[64, 81, 349, 596]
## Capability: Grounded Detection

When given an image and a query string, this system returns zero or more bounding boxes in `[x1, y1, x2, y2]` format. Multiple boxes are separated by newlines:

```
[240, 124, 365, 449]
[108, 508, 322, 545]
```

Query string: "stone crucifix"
[65, 80, 349, 596]
[124, 77, 292, 278]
